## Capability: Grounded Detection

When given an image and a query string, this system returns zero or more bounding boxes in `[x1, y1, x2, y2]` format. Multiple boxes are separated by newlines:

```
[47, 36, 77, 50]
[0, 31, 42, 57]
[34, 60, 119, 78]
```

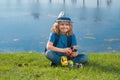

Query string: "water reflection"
[93, 7, 102, 22]
[97, 0, 100, 8]
[31, 0, 113, 8]
[71, 0, 77, 4]
[48, 0, 113, 8]
[49, 0, 52, 3]
[106, 0, 112, 7]
[30, 0, 40, 19]
[83, 0, 85, 8]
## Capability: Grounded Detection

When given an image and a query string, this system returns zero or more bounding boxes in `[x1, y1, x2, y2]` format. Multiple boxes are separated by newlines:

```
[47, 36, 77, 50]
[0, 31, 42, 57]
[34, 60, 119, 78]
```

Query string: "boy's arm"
[47, 41, 72, 54]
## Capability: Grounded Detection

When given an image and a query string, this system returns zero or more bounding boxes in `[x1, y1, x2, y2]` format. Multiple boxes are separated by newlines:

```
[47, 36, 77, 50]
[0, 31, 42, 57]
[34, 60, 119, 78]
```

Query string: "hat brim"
[56, 20, 72, 23]
[55, 17, 72, 23]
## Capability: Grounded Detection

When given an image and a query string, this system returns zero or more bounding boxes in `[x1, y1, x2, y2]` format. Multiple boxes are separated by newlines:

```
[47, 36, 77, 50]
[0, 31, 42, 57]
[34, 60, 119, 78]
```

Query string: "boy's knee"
[82, 54, 88, 63]
[79, 54, 88, 63]
[45, 50, 53, 58]
[45, 50, 52, 55]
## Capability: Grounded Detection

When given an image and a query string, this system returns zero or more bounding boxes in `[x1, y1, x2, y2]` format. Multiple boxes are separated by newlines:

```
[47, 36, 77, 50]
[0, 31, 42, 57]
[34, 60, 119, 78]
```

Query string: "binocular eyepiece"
[71, 47, 77, 52]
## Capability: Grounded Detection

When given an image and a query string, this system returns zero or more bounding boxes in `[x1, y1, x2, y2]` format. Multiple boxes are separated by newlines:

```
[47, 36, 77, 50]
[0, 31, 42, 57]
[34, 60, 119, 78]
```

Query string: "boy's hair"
[51, 22, 73, 36]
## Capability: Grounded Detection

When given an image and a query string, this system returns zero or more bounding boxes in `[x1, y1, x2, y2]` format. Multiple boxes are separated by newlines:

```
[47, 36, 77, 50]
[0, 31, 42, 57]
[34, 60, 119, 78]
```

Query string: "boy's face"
[58, 22, 70, 34]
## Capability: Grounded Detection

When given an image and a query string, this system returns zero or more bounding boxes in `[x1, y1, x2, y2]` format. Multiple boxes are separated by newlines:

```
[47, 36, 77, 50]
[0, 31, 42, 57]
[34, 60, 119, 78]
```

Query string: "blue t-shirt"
[48, 32, 77, 48]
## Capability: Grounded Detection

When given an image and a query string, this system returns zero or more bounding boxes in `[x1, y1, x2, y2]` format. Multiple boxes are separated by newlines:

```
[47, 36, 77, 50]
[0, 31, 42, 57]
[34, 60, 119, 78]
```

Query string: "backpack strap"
[67, 35, 72, 47]
[53, 34, 60, 47]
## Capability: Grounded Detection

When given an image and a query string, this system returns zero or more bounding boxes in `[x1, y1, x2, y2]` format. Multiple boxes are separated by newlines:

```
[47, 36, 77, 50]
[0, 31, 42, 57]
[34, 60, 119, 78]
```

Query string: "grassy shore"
[0, 52, 120, 80]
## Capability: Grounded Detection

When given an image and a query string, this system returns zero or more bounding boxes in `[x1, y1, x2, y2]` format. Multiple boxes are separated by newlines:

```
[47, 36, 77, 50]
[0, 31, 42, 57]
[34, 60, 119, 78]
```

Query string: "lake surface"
[0, 0, 120, 53]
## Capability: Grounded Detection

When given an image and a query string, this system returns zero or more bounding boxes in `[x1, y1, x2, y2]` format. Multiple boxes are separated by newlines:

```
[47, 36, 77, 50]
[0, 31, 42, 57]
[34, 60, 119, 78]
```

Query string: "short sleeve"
[72, 34, 77, 46]
[48, 32, 55, 43]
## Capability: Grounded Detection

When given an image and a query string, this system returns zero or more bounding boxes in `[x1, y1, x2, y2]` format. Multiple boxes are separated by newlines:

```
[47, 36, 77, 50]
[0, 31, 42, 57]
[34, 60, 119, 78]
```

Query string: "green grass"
[0, 52, 120, 80]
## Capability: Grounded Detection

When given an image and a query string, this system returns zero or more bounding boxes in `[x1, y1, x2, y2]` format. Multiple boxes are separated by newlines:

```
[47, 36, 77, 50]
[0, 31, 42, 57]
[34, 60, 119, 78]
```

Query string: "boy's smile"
[59, 22, 70, 34]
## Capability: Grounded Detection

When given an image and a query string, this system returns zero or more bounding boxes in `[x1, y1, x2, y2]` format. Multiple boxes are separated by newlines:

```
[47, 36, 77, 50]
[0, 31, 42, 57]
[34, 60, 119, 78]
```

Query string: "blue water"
[0, 0, 120, 53]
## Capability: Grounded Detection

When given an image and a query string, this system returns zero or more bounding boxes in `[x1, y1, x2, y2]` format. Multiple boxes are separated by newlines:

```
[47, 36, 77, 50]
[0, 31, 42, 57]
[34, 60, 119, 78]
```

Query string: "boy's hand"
[65, 48, 74, 58]
[64, 48, 72, 55]
[64, 47, 78, 58]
